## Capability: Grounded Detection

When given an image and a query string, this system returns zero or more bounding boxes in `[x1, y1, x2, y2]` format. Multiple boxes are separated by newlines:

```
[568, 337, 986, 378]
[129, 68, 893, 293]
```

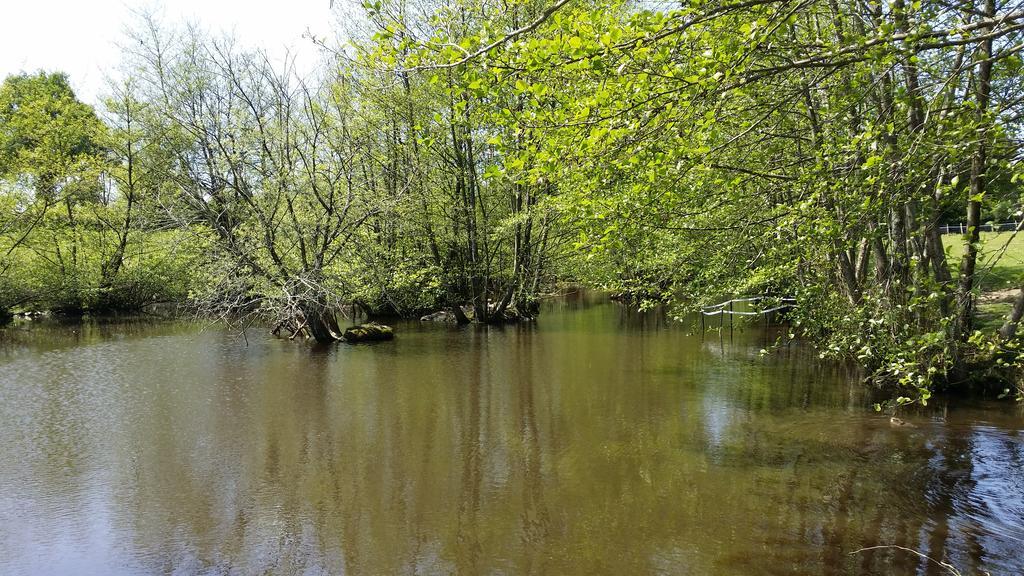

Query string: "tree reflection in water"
[0, 300, 1021, 575]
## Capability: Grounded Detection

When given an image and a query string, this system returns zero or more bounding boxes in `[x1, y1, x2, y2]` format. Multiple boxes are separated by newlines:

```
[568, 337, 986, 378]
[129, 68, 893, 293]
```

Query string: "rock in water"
[420, 310, 456, 322]
[342, 323, 394, 343]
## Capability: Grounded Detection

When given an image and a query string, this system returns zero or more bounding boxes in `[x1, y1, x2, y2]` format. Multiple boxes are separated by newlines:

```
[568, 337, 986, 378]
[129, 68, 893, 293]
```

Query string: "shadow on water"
[0, 293, 1021, 575]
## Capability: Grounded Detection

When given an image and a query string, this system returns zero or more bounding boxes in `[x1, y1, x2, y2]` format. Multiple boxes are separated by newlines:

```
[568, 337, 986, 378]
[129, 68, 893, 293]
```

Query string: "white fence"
[700, 296, 797, 317]
[940, 222, 1022, 234]
[699, 296, 796, 334]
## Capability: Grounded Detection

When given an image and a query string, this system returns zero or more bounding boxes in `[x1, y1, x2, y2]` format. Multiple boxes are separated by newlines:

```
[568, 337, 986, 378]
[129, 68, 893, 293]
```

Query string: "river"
[0, 292, 1022, 575]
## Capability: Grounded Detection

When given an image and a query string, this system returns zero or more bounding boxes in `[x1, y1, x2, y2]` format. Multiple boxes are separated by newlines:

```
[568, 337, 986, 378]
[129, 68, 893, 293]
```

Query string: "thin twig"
[849, 545, 963, 576]
[399, 0, 574, 71]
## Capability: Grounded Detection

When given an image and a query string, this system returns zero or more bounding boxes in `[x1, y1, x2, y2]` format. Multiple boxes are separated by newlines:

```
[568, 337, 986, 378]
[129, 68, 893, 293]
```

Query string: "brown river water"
[0, 292, 1022, 575]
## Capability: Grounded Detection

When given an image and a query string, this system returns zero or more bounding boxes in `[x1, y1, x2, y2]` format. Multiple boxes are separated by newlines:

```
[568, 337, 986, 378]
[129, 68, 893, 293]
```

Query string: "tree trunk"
[925, 169, 954, 316]
[954, 0, 995, 340]
[998, 287, 1024, 340]
[451, 303, 471, 324]
[301, 300, 341, 344]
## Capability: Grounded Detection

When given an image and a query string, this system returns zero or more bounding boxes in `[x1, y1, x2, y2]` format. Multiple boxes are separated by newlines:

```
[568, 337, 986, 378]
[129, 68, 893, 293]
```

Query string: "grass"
[943, 231, 1024, 291]
[943, 231, 1023, 329]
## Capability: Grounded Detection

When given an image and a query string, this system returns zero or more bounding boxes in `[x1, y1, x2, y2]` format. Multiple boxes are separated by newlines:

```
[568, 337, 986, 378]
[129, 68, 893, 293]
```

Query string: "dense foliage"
[1, 0, 1022, 399]
[0, 72, 196, 315]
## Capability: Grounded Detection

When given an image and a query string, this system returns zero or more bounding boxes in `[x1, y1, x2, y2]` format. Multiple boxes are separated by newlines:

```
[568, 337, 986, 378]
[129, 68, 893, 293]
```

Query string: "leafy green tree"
[384, 0, 1024, 395]
[0, 71, 107, 312]
[352, 0, 565, 322]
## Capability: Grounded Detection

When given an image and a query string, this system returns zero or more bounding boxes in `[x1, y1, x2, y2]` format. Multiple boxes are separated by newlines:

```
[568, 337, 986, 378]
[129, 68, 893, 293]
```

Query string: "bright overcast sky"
[0, 0, 336, 106]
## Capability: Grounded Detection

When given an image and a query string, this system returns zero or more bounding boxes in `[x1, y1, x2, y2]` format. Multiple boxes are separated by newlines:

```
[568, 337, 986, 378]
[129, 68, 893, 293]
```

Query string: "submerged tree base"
[481, 305, 537, 324]
[419, 301, 539, 324]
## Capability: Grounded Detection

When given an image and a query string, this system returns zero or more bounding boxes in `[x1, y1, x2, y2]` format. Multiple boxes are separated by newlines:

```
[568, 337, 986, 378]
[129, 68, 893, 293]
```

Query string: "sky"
[0, 0, 336, 106]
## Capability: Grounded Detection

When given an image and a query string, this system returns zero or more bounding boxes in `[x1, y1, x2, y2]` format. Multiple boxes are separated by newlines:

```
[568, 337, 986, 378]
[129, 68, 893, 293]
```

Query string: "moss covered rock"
[342, 323, 394, 343]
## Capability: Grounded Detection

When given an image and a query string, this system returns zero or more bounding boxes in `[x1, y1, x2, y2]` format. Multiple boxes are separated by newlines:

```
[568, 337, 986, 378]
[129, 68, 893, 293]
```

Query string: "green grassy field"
[944, 231, 1024, 291]
[944, 231, 1023, 328]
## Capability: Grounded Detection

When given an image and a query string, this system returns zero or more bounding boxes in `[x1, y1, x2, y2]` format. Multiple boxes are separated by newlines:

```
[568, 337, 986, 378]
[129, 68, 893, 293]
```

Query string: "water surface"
[1, 294, 1022, 575]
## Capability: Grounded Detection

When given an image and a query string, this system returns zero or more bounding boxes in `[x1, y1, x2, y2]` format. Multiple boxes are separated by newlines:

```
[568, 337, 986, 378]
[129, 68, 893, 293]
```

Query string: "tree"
[352, 0, 564, 323]
[385, 0, 1024, 394]
[126, 17, 391, 341]
[0, 71, 107, 312]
